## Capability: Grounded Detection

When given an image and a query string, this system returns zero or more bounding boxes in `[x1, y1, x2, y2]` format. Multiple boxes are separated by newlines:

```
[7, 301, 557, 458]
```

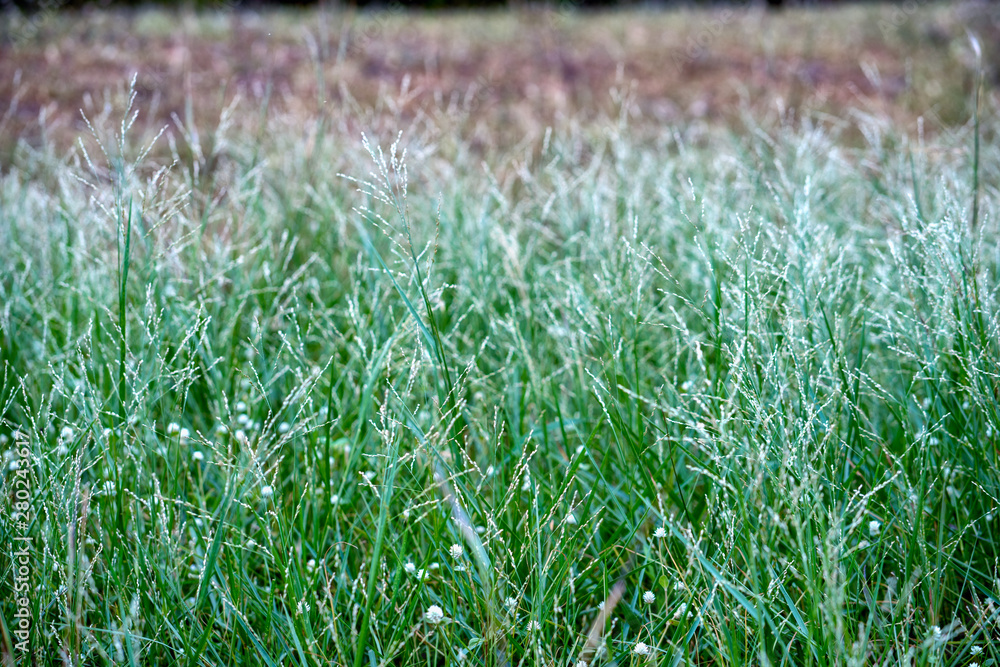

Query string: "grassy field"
[2, 3, 1000, 666]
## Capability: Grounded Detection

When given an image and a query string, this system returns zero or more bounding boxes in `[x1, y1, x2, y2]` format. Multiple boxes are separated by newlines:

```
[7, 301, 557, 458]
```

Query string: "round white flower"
[236, 401, 247, 412]
[179, 428, 190, 442]
[8, 460, 20, 471]
[449, 544, 464, 559]
[643, 591, 655, 604]
[869, 520, 881, 537]
[970, 645, 983, 655]
[566, 513, 578, 525]
[167, 422, 180, 435]
[261, 485, 274, 498]
[404, 562, 416, 574]
[192, 451, 204, 461]
[278, 422, 291, 434]
[653, 526, 667, 539]
[505, 597, 517, 610]
[59, 426, 74, 441]
[424, 605, 445, 624]
[215, 423, 228, 435]
[237, 413, 249, 425]
[633, 641, 650, 655]
[526, 620, 540, 631]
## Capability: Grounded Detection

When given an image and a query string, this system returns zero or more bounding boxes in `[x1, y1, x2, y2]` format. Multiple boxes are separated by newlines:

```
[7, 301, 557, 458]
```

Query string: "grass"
[1, 6, 1000, 667]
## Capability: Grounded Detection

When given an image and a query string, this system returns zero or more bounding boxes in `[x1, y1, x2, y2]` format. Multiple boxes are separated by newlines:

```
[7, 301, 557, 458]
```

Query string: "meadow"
[1, 3, 999, 665]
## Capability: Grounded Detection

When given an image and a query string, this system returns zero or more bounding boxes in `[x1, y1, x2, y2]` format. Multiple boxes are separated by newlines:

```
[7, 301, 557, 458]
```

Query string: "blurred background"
[1, 0, 997, 160]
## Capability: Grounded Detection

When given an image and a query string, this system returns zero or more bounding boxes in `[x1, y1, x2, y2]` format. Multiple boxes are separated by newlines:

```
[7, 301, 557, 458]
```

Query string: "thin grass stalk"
[352, 414, 402, 667]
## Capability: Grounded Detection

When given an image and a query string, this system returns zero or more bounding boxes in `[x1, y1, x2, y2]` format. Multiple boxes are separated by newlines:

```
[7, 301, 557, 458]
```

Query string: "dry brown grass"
[0, 2, 997, 157]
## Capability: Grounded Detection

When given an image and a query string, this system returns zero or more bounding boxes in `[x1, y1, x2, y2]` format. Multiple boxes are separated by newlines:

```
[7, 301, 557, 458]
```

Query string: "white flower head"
[970, 645, 983, 655]
[167, 422, 180, 435]
[179, 428, 190, 442]
[526, 620, 540, 632]
[278, 422, 291, 434]
[236, 401, 247, 413]
[869, 520, 881, 537]
[643, 591, 655, 604]
[261, 485, 274, 498]
[633, 641, 650, 655]
[59, 426, 74, 441]
[504, 597, 517, 610]
[450, 544, 464, 559]
[404, 562, 416, 574]
[653, 526, 667, 539]
[424, 605, 445, 624]
[192, 450, 205, 461]
[566, 513, 578, 525]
